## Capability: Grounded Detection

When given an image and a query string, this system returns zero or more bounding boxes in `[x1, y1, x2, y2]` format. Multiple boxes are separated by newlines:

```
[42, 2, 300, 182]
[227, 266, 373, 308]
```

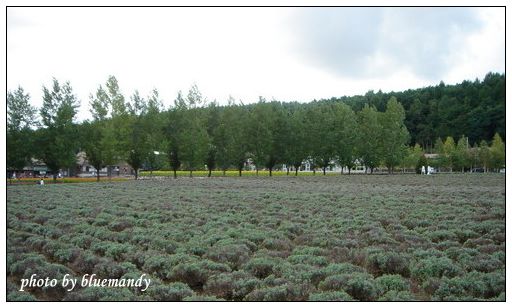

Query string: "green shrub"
[128, 250, 147, 268]
[244, 284, 308, 301]
[42, 241, 78, 263]
[435, 240, 460, 251]
[277, 223, 304, 239]
[176, 244, 207, 257]
[63, 287, 135, 301]
[411, 256, 462, 282]
[54, 247, 81, 264]
[25, 235, 48, 251]
[145, 253, 205, 280]
[90, 241, 111, 257]
[318, 272, 378, 301]
[466, 271, 505, 299]
[147, 282, 195, 301]
[200, 259, 231, 273]
[454, 229, 479, 243]
[367, 252, 410, 276]
[71, 251, 99, 273]
[319, 274, 351, 291]
[429, 230, 457, 243]
[411, 249, 444, 259]
[274, 262, 326, 286]
[183, 295, 225, 301]
[120, 267, 152, 296]
[7, 291, 38, 301]
[9, 253, 46, 277]
[233, 276, 260, 300]
[262, 238, 292, 251]
[490, 292, 505, 301]
[6, 280, 37, 301]
[291, 246, 326, 256]
[32, 263, 72, 299]
[168, 263, 209, 289]
[69, 234, 94, 249]
[262, 274, 288, 288]
[421, 278, 441, 296]
[343, 275, 378, 301]
[287, 254, 328, 267]
[93, 213, 115, 227]
[444, 247, 479, 260]
[244, 257, 280, 279]
[432, 276, 486, 300]
[324, 262, 366, 276]
[104, 243, 132, 262]
[151, 238, 178, 254]
[378, 290, 415, 301]
[375, 274, 409, 293]
[206, 243, 250, 270]
[108, 219, 134, 232]
[308, 291, 354, 301]
[92, 259, 126, 279]
[458, 254, 503, 273]
[204, 272, 236, 299]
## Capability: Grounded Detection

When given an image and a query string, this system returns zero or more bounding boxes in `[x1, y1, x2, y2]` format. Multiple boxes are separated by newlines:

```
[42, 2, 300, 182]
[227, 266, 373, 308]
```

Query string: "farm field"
[7, 174, 505, 301]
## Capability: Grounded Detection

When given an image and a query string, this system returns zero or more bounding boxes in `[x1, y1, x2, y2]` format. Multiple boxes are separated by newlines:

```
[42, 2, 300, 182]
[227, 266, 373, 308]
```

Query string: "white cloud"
[7, 7, 505, 122]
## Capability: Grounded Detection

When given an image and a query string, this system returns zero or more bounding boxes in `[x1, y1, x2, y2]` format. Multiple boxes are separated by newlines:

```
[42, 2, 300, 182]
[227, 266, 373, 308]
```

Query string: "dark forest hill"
[308, 72, 505, 149]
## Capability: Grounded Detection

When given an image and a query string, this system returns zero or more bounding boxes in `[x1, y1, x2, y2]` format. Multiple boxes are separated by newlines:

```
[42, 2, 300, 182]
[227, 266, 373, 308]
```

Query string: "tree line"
[327, 72, 505, 150]
[7, 74, 505, 181]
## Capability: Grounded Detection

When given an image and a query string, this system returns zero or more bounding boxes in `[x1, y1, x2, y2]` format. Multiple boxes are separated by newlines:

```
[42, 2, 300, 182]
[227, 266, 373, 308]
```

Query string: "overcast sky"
[7, 7, 505, 121]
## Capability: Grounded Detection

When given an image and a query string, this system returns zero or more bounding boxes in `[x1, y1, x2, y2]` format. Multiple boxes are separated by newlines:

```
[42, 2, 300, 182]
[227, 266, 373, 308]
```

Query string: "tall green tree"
[443, 136, 456, 172]
[468, 143, 480, 172]
[268, 105, 289, 176]
[88, 75, 129, 178]
[380, 97, 410, 173]
[205, 102, 220, 177]
[490, 133, 505, 171]
[180, 86, 209, 177]
[431, 137, 445, 169]
[226, 104, 250, 176]
[310, 104, 338, 175]
[248, 101, 288, 176]
[37, 78, 80, 181]
[285, 106, 308, 176]
[126, 115, 150, 180]
[143, 89, 165, 176]
[401, 143, 423, 172]
[165, 91, 186, 178]
[478, 140, 491, 172]
[248, 101, 273, 175]
[80, 121, 105, 182]
[333, 103, 358, 174]
[106, 76, 130, 175]
[357, 104, 382, 173]
[453, 135, 470, 172]
[124, 90, 164, 180]
[213, 103, 232, 175]
[7, 87, 37, 176]
[180, 110, 209, 177]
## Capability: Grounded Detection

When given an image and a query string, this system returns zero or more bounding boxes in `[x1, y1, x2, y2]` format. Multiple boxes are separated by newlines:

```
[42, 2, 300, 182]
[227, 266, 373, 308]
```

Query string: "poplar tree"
[443, 136, 456, 172]
[7, 87, 36, 175]
[357, 104, 382, 173]
[334, 103, 358, 174]
[380, 97, 410, 173]
[490, 133, 505, 171]
[38, 78, 80, 181]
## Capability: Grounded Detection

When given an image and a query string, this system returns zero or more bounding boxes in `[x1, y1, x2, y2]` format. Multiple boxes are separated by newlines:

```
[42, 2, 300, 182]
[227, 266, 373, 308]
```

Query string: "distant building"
[16, 152, 134, 178]
[75, 152, 134, 177]
[281, 159, 366, 173]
